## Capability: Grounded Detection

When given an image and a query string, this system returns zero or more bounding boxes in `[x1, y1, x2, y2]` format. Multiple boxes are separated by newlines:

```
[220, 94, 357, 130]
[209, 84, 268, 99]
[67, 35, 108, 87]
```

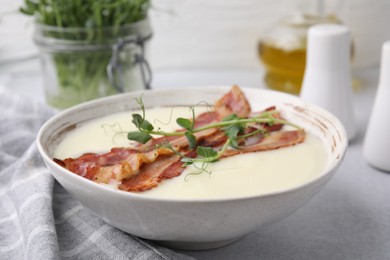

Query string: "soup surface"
[54, 106, 329, 199]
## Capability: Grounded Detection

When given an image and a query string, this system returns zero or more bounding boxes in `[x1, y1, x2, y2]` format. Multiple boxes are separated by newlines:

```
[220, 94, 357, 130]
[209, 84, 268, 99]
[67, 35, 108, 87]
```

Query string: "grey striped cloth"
[0, 87, 193, 260]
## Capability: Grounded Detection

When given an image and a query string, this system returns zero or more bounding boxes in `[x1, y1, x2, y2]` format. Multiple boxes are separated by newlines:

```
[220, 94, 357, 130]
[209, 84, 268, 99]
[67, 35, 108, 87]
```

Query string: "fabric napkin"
[0, 87, 193, 260]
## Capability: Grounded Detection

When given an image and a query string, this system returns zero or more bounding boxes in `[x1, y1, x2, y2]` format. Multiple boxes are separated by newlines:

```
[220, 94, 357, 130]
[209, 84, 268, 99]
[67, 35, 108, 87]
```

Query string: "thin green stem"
[140, 113, 300, 139]
[194, 117, 274, 132]
[237, 128, 266, 140]
[272, 118, 302, 129]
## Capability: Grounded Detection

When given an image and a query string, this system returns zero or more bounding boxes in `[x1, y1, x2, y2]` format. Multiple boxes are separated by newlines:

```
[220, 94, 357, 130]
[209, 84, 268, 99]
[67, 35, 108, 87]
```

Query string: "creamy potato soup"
[54, 106, 329, 199]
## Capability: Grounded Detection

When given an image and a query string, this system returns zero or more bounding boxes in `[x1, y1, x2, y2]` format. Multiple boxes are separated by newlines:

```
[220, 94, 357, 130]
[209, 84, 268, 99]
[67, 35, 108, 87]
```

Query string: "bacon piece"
[261, 106, 284, 132]
[195, 129, 305, 160]
[119, 151, 197, 192]
[222, 130, 305, 158]
[193, 111, 220, 128]
[198, 131, 228, 148]
[54, 145, 176, 183]
[54, 153, 101, 180]
[119, 156, 181, 192]
[93, 147, 174, 183]
[249, 106, 284, 132]
[215, 85, 251, 118]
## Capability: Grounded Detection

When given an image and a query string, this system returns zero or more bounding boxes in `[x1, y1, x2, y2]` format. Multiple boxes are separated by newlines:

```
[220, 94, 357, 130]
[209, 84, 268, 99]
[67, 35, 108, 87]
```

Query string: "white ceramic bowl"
[37, 87, 347, 250]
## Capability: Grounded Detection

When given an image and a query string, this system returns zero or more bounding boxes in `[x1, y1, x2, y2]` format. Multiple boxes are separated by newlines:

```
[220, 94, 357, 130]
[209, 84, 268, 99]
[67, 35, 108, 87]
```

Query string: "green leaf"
[185, 131, 196, 149]
[222, 114, 240, 122]
[131, 113, 153, 131]
[225, 124, 242, 149]
[140, 119, 154, 131]
[19, 7, 34, 15]
[131, 113, 143, 128]
[127, 131, 152, 144]
[227, 124, 241, 136]
[221, 114, 245, 148]
[197, 146, 218, 158]
[183, 161, 193, 167]
[176, 118, 193, 131]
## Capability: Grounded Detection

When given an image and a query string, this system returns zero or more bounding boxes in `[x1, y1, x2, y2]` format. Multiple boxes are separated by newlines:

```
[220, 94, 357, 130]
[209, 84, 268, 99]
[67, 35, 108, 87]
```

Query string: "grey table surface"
[1, 61, 389, 259]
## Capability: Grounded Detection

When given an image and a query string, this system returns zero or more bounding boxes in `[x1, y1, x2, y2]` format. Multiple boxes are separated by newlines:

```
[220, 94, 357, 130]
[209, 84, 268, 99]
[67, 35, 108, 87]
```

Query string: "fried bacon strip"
[53, 86, 306, 192]
[215, 85, 251, 118]
[119, 130, 305, 192]
[119, 151, 197, 192]
[222, 129, 305, 158]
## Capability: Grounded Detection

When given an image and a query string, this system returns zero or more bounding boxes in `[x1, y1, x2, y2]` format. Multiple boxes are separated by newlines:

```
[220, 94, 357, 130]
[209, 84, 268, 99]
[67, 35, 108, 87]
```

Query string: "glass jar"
[34, 19, 152, 109]
[258, 0, 345, 94]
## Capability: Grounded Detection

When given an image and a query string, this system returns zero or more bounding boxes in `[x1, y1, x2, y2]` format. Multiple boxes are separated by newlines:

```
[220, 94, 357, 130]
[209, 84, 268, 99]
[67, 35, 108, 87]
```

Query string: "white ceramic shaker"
[363, 41, 390, 172]
[300, 24, 356, 141]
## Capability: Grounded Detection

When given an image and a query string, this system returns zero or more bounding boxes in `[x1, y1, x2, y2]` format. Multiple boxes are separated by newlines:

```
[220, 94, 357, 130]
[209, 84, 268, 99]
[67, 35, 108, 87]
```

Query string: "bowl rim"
[37, 86, 348, 203]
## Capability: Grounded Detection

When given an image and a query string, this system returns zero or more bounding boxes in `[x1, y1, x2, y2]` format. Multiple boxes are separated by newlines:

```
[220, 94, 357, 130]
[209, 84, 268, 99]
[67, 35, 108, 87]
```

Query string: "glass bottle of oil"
[258, 0, 344, 94]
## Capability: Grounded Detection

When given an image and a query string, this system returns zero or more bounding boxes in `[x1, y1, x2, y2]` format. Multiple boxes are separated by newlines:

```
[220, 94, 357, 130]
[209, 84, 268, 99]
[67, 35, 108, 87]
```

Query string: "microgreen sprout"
[101, 122, 127, 144]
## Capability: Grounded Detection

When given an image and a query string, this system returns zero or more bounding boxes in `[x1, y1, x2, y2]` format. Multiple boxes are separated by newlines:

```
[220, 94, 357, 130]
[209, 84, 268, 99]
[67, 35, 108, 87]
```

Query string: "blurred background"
[1, 0, 389, 106]
[2, 0, 389, 68]
[149, 0, 390, 70]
